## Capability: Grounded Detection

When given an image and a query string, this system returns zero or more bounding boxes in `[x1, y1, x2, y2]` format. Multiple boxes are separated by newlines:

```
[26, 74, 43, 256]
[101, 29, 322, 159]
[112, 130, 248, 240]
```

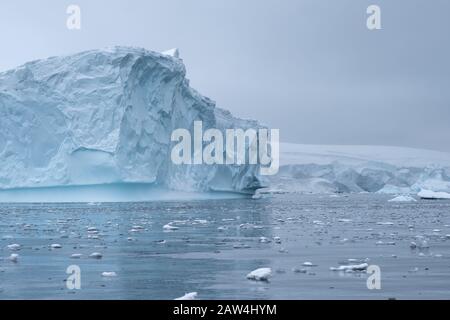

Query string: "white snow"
[175, 292, 198, 300]
[162, 48, 180, 58]
[246, 268, 272, 281]
[418, 189, 450, 200]
[389, 195, 417, 202]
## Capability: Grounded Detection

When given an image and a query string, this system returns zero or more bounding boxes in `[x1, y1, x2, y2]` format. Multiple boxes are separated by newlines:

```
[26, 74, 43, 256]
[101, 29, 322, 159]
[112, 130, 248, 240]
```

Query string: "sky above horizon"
[0, 0, 449, 151]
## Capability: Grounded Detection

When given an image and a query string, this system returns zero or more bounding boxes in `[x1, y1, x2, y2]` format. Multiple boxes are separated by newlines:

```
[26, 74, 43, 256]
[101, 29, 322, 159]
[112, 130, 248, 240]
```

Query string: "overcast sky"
[0, 0, 449, 151]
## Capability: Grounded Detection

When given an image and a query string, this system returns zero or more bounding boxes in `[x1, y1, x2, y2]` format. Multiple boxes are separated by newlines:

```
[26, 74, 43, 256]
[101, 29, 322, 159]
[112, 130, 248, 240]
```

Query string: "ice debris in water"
[330, 263, 368, 272]
[175, 292, 198, 300]
[7, 244, 21, 251]
[163, 223, 179, 231]
[246, 268, 272, 281]
[102, 272, 117, 277]
[89, 252, 103, 259]
[9, 253, 19, 263]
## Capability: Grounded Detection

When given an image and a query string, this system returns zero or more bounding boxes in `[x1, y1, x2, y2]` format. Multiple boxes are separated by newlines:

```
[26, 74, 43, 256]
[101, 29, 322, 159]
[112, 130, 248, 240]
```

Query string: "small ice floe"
[376, 222, 394, 226]
[163, 223, 179, 231]
[432, 229, 441, 233]
[101, 272, 117, 277]
[313, 220, 324, 225]
[445, 234, 450, 240]
[89, 252, 103, 259]
[51, 244, 62, 249]
[193, 219, 208, 224]
[330, 263, 368, 272]
[259, 237, 271, 243]
[302, 262, 317, 267]
[273, 237, 282, 244]
[278, 248, 288, 253]
[375, 241, 396, 246]
[337, 219, 352, 223]
[9, 253, 19, 263]
[408, 267, 419, 273]
[175, 292, 198, 300]
[70, 253, 83, 259]
[246, 268, 272, 281]
[418, 189, 450, 200]
[410, 242, 418, 249]
[388, 195, 417, 202]
[87, 227, 98, 232]
[156, 240, 166, 244]
[217, 226, 228, 231]
[7, 244, 21, 251]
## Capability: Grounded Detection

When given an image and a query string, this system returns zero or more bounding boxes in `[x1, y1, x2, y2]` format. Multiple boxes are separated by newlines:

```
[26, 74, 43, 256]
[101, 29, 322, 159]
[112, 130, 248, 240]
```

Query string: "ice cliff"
[0, 46, 263, 196]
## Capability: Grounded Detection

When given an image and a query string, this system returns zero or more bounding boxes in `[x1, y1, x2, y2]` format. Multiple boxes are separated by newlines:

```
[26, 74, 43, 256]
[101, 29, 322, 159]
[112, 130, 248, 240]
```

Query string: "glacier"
[265, 143, 450, 195]
[0, 46, 263, 201]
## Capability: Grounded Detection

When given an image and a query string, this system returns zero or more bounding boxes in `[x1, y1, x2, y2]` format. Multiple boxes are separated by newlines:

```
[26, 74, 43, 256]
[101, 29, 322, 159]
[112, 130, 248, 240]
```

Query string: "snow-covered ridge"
[0, 46, 263, 195]
[267, 143, 450, 194]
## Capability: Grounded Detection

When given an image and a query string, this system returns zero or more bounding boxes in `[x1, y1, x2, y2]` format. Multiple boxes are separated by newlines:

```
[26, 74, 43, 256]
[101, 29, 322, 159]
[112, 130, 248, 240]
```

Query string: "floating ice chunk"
[246, 268, 272, 281]
[330, 263, 368, 272]
[259, 237, 271, 243]
[71, 253, 83, 259]
[175, 292, 198, 300]
[102, 272, 117, 277]
[51, 244, 62, 249]
[389, 195, 417, 202]
[418, 190, 450, 200]
[376, 222, 394, 226]
[89, 252, 103, 259]
[163, 223, 179, 231]
[9, 253, 19, 263]
[273, 237, 282, 244]
[302, 262, 317, 267]
[7, 244, 21, 251]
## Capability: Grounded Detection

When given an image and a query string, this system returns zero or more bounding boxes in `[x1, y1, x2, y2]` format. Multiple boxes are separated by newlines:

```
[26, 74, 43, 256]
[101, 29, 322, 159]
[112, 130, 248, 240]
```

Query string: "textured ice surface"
[267, 143, 450, 195]
[0, 47, 262, 199]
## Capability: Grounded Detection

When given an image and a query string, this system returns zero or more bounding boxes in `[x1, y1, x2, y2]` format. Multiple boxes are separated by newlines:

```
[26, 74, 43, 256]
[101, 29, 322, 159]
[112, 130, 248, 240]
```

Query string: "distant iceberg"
[0, 46, 264, 201]
[266, 143, 450, 195]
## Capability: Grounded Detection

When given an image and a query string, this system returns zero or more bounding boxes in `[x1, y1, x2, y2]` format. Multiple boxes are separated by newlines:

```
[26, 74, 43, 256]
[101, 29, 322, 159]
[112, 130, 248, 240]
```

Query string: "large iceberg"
[0, 46, 263, 201]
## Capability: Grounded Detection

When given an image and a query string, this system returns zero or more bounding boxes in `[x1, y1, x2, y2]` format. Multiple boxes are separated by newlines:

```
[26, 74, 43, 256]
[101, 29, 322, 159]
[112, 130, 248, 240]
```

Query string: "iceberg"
[267, 143, 450, 195]
[0, 46, 264, 201]
[418, 189, 450, 200]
